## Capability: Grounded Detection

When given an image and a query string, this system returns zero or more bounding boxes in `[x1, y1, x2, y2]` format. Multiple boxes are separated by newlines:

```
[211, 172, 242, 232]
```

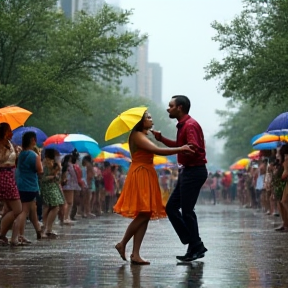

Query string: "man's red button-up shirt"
[162, 115, 207, 166]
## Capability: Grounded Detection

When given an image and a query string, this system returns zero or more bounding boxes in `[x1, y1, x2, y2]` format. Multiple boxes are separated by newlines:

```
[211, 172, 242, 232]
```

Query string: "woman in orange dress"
[114, 111, 193, 265]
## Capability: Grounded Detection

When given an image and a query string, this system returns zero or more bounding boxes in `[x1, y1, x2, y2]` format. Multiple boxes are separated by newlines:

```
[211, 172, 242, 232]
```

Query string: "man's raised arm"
[151, 130, 177, 147]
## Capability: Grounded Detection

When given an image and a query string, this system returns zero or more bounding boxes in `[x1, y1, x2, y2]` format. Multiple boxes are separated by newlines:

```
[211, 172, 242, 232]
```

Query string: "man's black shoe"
[176, 246, 207, 262]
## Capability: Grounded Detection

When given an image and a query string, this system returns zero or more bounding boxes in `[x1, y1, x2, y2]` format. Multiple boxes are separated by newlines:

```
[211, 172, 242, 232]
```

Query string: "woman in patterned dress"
[40, 149, 65, 237]
[0, 123, 22, 245]
[61, 154, 81, 224]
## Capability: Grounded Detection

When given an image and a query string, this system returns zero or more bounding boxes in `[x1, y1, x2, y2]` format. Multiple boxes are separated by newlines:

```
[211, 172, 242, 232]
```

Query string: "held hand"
[150, 129, 162, 141]
[181, 144, 195, 154]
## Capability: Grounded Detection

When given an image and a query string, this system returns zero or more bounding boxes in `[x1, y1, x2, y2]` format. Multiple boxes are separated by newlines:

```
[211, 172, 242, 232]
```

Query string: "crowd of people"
[0, 121, 180, 247]
[0, 122, 129, 246]
[199, 146, 288, 232]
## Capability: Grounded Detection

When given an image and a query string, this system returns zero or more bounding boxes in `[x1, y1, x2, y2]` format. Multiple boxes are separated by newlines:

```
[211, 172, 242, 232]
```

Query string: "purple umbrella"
[267, 112, 288, 131]
[12, 126, 47, 146]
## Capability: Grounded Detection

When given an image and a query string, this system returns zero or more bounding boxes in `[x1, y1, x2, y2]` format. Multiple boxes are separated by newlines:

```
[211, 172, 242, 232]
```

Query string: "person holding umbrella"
[113, 110, 193, 264]
[0, 123, 22, 245]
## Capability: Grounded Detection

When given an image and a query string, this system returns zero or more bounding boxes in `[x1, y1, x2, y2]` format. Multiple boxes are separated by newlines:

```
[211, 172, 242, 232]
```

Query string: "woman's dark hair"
[0, 122, 10, 139]
[22, 131, 37, 149]
[133, 112, 147, 132]
[82, 154, 92, 165]
[62, 154, 71, 173]
[71, 149, 79, 164]
[279, 145, 288, 164]
[44, 148, 55, 160]
[172, 95, 191, 114]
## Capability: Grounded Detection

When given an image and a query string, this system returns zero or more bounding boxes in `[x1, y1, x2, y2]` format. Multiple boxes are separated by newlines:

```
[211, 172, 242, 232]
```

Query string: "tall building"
[147, 63, 162, 103]
[59, 0, 104, 17]
[121, 42, 163, 104]
[105, 0, 120, 7]
[121, 42, 149, 99]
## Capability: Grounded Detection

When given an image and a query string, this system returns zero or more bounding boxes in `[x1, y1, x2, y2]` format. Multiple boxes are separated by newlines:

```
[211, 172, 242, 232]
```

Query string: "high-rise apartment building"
[147, 63, 162, 104]
[59, 0, 104, 17]
[121, 42, 149, 99]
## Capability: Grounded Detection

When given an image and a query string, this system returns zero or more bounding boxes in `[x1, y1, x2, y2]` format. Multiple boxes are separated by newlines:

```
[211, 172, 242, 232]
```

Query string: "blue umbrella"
[155, 163, 176, 170]
[166, 155, 177, 163]
[64, 134, 101, 158]
[250, 133, 266, 146]
[101, 144, 130, 158]
[267, 112, 288, 131]
[44, 143, 74, 154]
[253, 141, 284, 150]
[12, 126, 47, 146]
[267, 129, 288, 136]
[104, 158, 130, 168]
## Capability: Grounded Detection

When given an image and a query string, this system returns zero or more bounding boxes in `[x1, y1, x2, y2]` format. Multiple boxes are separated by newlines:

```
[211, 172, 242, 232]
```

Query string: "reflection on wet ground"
[0, 205, 288, 288]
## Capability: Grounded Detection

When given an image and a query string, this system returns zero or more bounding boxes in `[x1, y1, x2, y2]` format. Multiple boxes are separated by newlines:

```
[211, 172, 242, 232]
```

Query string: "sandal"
[0, 235, 8, 246]
[18, 235, 31, 244]
[46, 231, 58, 238]
[36, 231, 42, 240]
[10, 241, 22, 247]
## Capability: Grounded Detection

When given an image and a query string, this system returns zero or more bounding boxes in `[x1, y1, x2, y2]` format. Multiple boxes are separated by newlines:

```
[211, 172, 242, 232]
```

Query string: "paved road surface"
[0, 204, 287, 288]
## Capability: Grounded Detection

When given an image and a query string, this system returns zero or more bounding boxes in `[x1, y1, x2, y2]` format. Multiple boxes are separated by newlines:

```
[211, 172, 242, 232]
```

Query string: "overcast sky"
[109, 0, 244, 142]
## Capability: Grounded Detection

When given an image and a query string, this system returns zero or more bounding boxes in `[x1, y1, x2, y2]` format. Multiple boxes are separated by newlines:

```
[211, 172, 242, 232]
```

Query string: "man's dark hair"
[104, 161, 111, 168]
[172, 95, 191, 114]
[22, 131, 37, 149]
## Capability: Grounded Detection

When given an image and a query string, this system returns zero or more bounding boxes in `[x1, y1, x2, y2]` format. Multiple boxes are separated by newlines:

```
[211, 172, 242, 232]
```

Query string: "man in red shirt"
[152, 95, 208, 262]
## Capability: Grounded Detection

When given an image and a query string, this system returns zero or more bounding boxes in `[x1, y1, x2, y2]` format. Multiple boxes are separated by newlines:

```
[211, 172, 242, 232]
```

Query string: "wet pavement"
[0, 204, 288, 288]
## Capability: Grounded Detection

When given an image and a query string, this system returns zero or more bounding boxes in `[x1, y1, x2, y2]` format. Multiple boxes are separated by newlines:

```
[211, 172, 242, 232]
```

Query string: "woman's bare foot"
[115, 243, 127, 261]
[130, 254, 150, 265]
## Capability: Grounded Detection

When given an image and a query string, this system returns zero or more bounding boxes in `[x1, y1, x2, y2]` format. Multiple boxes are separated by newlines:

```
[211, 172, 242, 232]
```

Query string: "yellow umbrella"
[153, 155, 169, 165]
[230, 158, 250, 170]
[121, 142, 129, 151]
[105, 107, 147, 141]
[94, 151, 120, 160]
[0, 106, 32, 130]
[253, 134, 288, 145]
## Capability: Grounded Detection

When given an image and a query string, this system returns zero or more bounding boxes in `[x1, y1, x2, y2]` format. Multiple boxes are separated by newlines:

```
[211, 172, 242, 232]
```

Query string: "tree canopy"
[0, 0, 146, 110]
[204, 0, 288, 167]
[205, 0, 288, 106]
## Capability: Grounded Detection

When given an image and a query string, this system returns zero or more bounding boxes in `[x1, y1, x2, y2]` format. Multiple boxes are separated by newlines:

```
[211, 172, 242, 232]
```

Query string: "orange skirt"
[113, 162, 167, 220]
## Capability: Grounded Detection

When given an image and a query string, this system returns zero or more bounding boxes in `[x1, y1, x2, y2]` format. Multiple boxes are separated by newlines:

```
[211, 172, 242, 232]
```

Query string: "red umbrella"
[43, 134, 68, 145]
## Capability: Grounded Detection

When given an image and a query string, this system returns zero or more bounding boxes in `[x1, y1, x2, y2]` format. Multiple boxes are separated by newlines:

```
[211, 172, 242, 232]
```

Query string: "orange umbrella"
[252, 134, 288, 145]
[230, 158, 250, 170]
[94, 151, 126, 162]
[248, 151, 260, 160]
[0, 106, 32, 130]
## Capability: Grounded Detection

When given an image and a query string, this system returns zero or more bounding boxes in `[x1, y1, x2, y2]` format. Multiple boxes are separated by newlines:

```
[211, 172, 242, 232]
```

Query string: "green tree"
[215, 100, 286, 168]
[204, 0, 288, 105]
[26, 83, 176, 146]
[0, 0, 146, 110]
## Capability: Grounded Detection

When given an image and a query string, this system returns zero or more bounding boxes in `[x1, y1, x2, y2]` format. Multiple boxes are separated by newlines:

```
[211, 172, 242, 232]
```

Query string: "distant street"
[0, 204, 287, 288]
